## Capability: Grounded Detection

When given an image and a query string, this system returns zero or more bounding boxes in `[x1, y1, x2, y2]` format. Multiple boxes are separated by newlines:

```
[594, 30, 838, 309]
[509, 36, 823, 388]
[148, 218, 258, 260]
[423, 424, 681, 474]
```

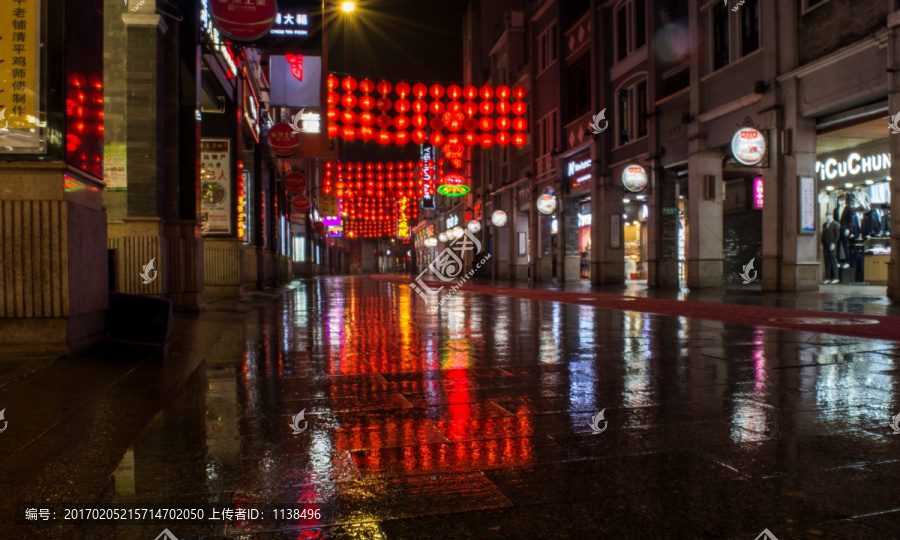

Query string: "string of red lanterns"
[322, 159, 439, 200]
[325, 75, 528, 149]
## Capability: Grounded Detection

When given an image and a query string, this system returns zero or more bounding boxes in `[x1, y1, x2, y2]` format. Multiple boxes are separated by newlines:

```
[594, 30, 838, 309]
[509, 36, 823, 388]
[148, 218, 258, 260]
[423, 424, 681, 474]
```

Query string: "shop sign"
[322, 215, 341, 227]
[319, 193, 338, 216]
[537, 193, 557, 215]
[491, 210, 508, 227]
[621, 164, 648, 192]
[731, 127, 767, 166]
[446, 214, 459, 229]
[474, 200, 482, 220]
[815, 149, 891, 182]
[799, 176, 816, 234]
[567, 158, 591, 185]
[268, 123, 301, 156]
[752, 177, 764, 209]
[0, 0, 43, 153]
[201, 139, 233, 235]
[397, 197, 410, 239]
[292, 195, 311, 213]
[210, 0, 278, 42]
[467, 219, 481, 233]
[284, 171, 307, 193]
[661, 206, 680, 216]
[578, 213, 592, 227]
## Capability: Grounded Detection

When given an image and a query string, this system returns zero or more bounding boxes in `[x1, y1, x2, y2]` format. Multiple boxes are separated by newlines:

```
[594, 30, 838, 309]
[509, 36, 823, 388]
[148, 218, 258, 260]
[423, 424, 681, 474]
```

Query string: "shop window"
[712, 2, 730, 71]
[567, 53, 591, 123]
[615, 0, 648, 63]
[741, 0, 760, 56]
[616, 77, 648, 147]
[538, 23, 557, 73]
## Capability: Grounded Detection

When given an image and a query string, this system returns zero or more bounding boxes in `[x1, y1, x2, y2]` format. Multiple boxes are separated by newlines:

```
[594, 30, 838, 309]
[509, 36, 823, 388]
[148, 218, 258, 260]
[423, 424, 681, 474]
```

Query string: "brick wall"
[798, 0, 886, 65]
[723, 210, 762, 284]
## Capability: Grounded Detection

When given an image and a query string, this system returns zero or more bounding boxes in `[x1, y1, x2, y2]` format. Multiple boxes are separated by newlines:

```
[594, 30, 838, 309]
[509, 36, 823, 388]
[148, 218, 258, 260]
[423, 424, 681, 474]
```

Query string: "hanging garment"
[849, 212, 865, 241]
[867, 207, 884, 237]
[851, 245, 865, 282]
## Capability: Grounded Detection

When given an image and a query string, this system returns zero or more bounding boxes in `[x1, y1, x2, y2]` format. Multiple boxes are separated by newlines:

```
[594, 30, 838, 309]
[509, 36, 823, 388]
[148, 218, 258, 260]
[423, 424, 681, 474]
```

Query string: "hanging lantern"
[512, 133, 527, 147]
[463, 132, 479, 146]
[393, 115, 411, 130]
[430, 84, 446, 99]
[359, 95, 375, 110]
[429, 100, 445, 115]
[412, 114, 428, 128]
[463, 118, 479, 132]
[327, 91, 339, 106]
[479, 134, 494, 147]
[341, 93, 358, 108]
[412, 83, 428, 98]
[341, 76, 358, 92]
[429, 132, 445, 146]
[377, 131, 392, 145]
[395, 81, 411, 97]
[496, 85, 511, 99]
[376, 80, 392, 95]
[512, 85, 527, 99]
[359, 78, 375, 93]
[412, 99, 429, 114]
[479, 101, 494, 115]
[512, 117, 528, 131]
[327, 74, 339, 90]
[479, 117, 494, 131]
[496, 132, 510, 146]
[496, 116, 511, 130]
[341, 110, 357, 124]
[394, 98, 411, 114]
[463, 101, 478, 117]
[376, 114, 392, 129]
[447, 85, 462, 99]
[376, 97, 392, 112]
[512, 101, 527, 115]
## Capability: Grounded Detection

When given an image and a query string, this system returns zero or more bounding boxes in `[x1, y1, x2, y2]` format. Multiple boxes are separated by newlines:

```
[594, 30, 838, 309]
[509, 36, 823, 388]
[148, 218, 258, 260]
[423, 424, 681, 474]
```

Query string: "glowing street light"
[341, 1, 355, 12]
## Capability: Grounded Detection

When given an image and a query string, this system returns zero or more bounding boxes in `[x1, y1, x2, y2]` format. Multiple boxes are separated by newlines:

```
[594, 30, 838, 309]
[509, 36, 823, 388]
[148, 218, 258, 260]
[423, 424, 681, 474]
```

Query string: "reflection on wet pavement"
[4, 276, 900, 538]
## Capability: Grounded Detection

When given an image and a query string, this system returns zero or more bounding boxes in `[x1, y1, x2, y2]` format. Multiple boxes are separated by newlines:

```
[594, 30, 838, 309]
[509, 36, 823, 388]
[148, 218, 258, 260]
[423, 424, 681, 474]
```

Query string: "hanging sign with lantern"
[491, 210, 508, 227]
[268, 123, 301, 157]
[210, 0, 278, 42]
[622, 164, 648, 192]
[467, 219, 481, 233]
[731, 127, 767, 166]
[536, 193, 557, 215]
[292, 195, 311, 213]
[284, 171, 307, 193]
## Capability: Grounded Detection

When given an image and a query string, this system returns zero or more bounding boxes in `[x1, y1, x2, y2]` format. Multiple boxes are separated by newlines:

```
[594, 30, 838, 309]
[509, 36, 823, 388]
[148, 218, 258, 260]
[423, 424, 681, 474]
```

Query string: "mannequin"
[850, 208, 866, 282]
[836, 194, 852, 268]
[822, 214, 840, 284]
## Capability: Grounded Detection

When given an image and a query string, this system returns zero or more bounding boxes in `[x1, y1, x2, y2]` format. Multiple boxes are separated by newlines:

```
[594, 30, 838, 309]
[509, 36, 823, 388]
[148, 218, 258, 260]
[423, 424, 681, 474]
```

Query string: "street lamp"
[342, 1, 355, 12]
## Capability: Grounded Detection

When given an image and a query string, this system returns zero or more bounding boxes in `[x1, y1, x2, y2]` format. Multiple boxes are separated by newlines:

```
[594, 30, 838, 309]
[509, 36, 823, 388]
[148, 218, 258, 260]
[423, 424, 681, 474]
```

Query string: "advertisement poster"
[799, 176, 816, 234]
[201, 139, 232, 235]
[0, 0, 42, 153]
[104, 144, 127, 188]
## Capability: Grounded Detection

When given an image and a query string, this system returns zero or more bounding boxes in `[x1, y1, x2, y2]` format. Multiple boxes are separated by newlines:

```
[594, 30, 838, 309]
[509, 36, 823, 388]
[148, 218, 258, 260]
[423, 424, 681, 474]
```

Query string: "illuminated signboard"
[621, 164, 648, 192]
[201, 139, 233, 235]
[752, 177, 764, 210]
[537, 193, 557, 215]
[0, 0, 42, 153]
[420, 144, 435, 209]
[731, 127, 767, 166]
[397, 197, 410, 238]
[567, 158, 591, 185]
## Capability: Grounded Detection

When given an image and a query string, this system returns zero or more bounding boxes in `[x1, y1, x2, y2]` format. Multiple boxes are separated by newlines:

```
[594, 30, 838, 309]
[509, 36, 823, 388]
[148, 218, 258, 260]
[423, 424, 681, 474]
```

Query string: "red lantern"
[377, 131, 392, 145]
[376, 114, 392, 129]
[359, 78, 375, 93]
[395, 81, 411, 97]
[358, 126, 375, 141]
[376, 80, 392, 95]
[429, 117, 445, 132]
[342, 76, 358, 92]
[463, 85, 478, 100]
[496, 85, 511, 99]
[463, 132, 479, 146]
[327, 91, 339, 106]
[328, 123, 338, 137]
[512, 101, 527, 115]
[479, 117, 494, 131]
[376, 97, 393, 112]
[412, 99, 428, 114]
[394, 98, 411, 114]
[480, 134, 494, 147]
[327, 74, 339, 90]
[496, 101, 512, 115]
[496, 116, 511, 130]
[429, 101, 445, 115]
[446, 101, 462, 114]
[512, 85, 527, 99]
[341, 110, 357, 124]
[463, 118, 479, 132]
[429, 132, 445, 146]
[393, 115, 410, 130]
[412, 114, 428, 128]
[412, 83, 428, 98]
[479, 85, 494, 100]
[429, 84, 445, 99]
[512, 117, 528, 131]
[512, 133, 527, 146]
[359, 95, 375, 110]
[327, 107, 339, 122]
[341, 93, 358, 109]
[393, 131, 410, 145]
[479, 101, 494, 115]
[359, 111, 376, 126]
[463, 101, 478, 117]
[447, 85, 462, 99]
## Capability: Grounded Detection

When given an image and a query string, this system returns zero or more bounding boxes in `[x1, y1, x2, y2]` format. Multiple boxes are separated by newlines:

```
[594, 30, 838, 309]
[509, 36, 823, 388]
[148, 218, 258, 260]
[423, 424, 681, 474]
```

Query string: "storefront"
[814, 133, 891, 285]
[620, 163, 650, 281]
[565, 152, 592, 280]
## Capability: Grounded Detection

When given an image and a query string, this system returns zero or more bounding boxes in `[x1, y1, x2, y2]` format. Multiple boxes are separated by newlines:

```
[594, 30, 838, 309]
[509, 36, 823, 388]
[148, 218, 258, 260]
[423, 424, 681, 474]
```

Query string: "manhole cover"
[768, 317, 879, 325]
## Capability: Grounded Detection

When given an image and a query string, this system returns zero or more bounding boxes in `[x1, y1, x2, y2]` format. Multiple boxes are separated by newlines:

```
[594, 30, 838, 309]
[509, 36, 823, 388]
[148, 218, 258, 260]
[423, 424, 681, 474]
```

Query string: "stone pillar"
[686, 146, 724, 287]
[590, 169, 625, 285]
[561, 194, 580, 282]
[763, 78, 819, 291]
[887, 11, 900, 301]
[0, 163, 108, 356]
[648, 165, 680, 287]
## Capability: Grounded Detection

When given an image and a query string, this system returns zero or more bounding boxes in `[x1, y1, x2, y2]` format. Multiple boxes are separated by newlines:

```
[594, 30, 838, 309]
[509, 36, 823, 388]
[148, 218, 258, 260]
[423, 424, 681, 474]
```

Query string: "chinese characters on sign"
[271, 11, 310, 36]
[799, 176, 816, 234]
[201, 140, 233, 235]
[731, 127, 767, 166]
[0, 0, 42, 152]
[397, 197, 410, 239]
[752, 177, 764, 210]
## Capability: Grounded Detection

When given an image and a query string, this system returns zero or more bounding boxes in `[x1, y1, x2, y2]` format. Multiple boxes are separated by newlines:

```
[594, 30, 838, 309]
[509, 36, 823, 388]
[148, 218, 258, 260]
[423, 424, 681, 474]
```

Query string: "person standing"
[822, 215, 840, 284]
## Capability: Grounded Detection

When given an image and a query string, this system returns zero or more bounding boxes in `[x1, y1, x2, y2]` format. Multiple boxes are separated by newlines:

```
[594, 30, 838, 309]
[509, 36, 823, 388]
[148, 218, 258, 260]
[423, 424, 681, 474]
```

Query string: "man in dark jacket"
[822, 215, 840, 284]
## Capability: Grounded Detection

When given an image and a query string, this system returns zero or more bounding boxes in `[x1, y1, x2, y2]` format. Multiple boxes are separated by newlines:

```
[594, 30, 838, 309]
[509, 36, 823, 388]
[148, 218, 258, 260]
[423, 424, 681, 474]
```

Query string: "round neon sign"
[491, 210, 508, 227]
[731, 127, 766, 166]
[622, 164, 648, 192]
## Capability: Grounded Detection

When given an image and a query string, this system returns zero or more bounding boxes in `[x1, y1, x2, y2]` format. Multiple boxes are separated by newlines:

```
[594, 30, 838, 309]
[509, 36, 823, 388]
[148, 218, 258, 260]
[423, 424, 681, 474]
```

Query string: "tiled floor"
[2, 277, 900, 538]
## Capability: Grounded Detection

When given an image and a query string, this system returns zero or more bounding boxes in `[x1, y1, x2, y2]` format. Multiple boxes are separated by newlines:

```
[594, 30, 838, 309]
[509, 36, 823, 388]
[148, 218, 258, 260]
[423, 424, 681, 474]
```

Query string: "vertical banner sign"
[0, 0, 42, 152]
[318, 193, 337, 216]
[609, 214, 621, 249]
[752, 177, 764, 209]
[799, 176, 816, 234]
[201, 139, 233, 235]
[397, 197, 410, 238]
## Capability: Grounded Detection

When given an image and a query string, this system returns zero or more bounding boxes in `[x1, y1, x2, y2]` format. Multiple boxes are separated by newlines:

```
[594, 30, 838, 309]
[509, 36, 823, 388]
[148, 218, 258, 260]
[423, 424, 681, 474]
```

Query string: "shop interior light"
[826, 186, 835, 191]
[636, 195, 645, 200]
[438, 232, 448, 243]
[844, 183, 853, 188]
[865, 180, 874, 185]
[622, 198, 630, 203]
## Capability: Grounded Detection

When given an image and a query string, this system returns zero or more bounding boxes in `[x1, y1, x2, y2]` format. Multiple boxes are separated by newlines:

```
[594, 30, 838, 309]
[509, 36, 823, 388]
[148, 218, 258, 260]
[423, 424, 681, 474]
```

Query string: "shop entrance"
[815, 117, 891, 288]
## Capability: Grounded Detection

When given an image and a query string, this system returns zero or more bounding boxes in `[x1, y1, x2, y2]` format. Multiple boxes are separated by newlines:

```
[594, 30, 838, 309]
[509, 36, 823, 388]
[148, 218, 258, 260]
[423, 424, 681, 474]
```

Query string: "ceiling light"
[844, 183, 853, 188]
[341, 1, 355, 12]
[865, 180, 874, 185]
[825, 186, 835, 191]
[622, 198, 630, 204]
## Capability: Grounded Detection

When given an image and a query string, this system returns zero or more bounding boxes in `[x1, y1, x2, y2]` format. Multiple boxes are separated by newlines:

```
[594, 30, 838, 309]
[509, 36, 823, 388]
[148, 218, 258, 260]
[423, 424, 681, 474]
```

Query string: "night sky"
[326, 0, 470, 160]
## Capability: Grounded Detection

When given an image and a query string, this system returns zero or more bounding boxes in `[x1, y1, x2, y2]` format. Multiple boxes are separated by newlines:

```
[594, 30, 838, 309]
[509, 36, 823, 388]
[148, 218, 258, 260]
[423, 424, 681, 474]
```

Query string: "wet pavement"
[3, 276, 900, 539]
